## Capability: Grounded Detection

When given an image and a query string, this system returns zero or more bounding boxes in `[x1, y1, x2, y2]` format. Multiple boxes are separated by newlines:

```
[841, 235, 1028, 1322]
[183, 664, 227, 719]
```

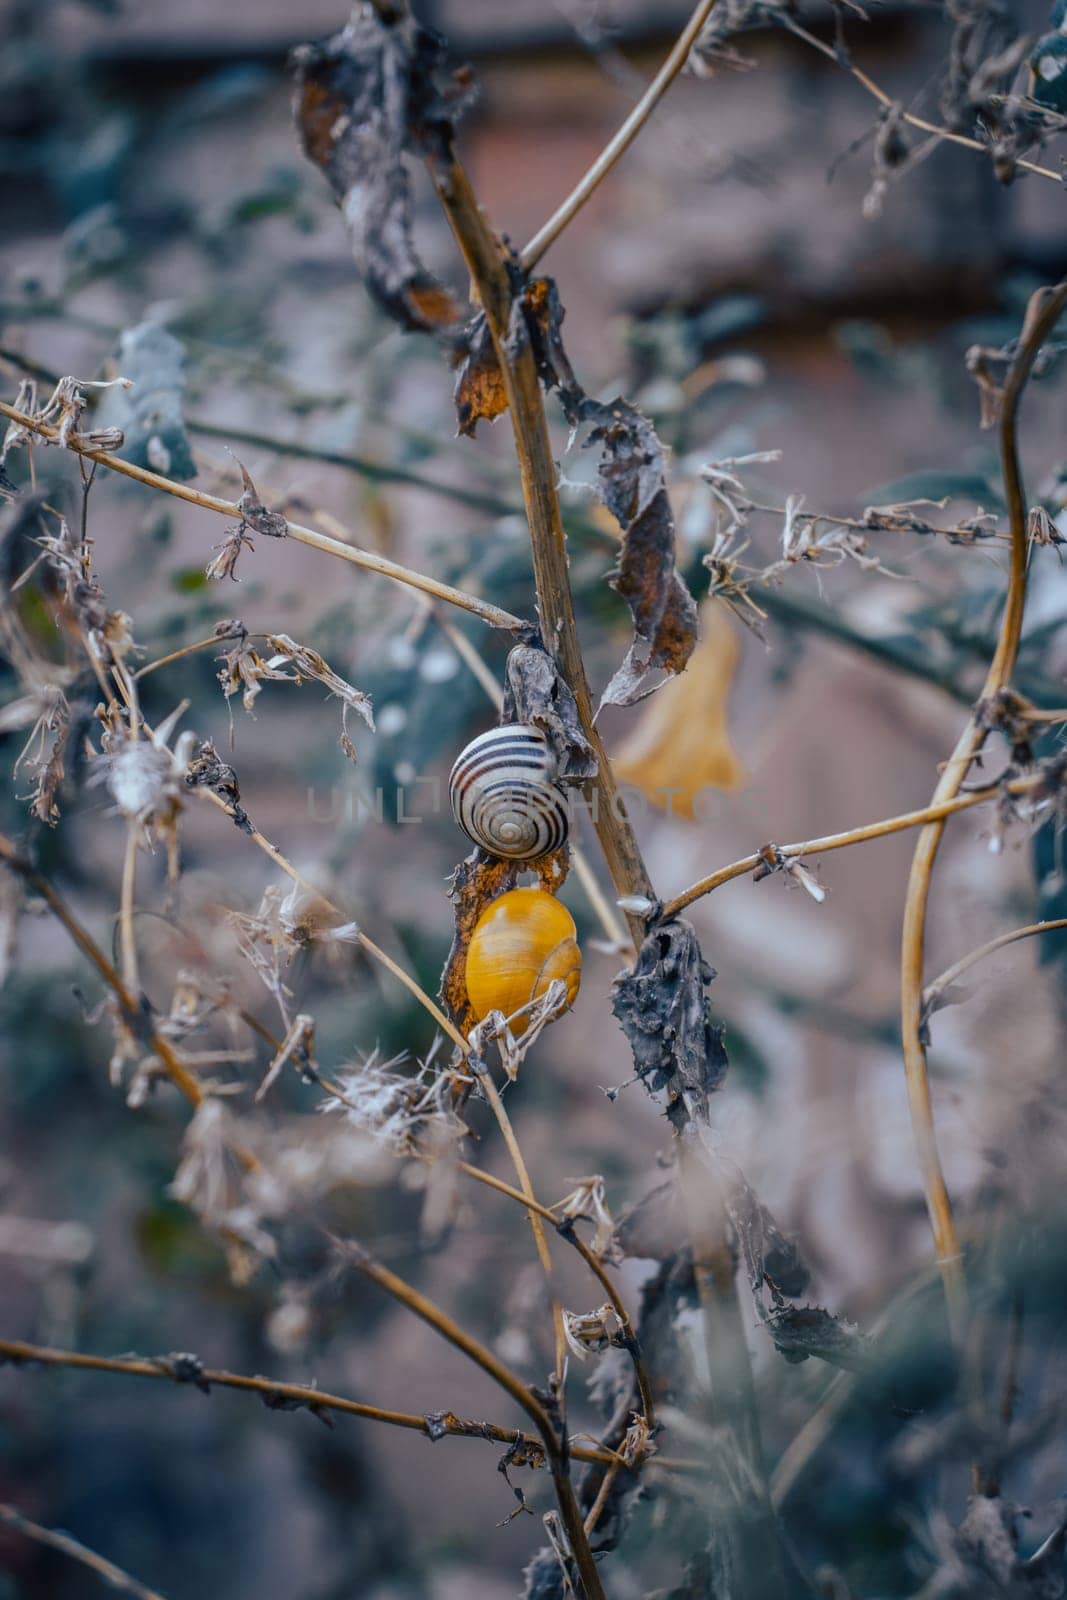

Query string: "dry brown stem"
[898, 279, 1067, 1339]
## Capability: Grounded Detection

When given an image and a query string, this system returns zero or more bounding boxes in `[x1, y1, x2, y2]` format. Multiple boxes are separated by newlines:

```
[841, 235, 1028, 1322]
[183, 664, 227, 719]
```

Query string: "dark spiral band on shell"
[449, 725, 570, 860]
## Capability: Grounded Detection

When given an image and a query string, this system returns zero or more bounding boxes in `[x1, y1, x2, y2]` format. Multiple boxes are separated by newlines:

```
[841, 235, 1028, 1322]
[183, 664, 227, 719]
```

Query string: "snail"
[465, 887, 581, 1035]
[449, 725, 569, 861]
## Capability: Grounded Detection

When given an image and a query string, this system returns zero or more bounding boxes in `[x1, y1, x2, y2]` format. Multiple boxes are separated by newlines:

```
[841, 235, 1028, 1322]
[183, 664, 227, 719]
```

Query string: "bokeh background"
[2, 1, 1067, 1596]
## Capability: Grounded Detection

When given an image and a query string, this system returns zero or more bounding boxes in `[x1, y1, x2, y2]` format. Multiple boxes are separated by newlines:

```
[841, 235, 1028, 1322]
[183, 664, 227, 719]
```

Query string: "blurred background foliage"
[1, 0, 1067, 1596]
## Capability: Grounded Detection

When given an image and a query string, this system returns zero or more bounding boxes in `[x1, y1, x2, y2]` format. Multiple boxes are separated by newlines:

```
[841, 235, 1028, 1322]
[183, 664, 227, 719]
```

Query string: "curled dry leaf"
[612, 919, 728, 1130]
[503, 644, 596, 784]
[215, 632, 372, 761]
[235, 462, 288, 540]
[562, 1303, 619, 1362]
[762, 1304, 870, 1372]
[454, 312, 506, 435]
[613, 602, 745, 816]
[291, 7, 470, 334]
[726, 1172, 811, 1302]
[725, 1169, 869, 1373]
[185, 739, 254, 833]
[582, 396, 698, 708]
[555, 1175, 617, 1261]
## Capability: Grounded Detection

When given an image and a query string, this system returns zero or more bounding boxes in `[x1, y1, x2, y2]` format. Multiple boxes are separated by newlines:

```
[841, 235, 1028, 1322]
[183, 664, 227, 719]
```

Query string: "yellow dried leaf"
[612, 603, 745, 818]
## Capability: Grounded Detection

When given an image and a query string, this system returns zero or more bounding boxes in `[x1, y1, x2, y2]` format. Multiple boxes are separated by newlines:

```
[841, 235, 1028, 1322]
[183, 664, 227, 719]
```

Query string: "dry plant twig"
[898, 278, 1067, 1340]
[0, 399, 527, 633]
[0, 1499, 168, 1600]
[663, 770, 1050, 918]
[521, 0, 720, 269]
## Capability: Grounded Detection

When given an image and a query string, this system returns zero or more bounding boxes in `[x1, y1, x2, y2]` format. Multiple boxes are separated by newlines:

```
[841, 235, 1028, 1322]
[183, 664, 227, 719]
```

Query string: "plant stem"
[922, 918, 1067, 1025]
[898, 279, 1067, 1341]
[521, 0, 720, 270]
[348, 1246, 605, 1600]
[0, 1336, 623, 1467]
[119, 824, 140, 996]
[780, 15, 1061, 185]
[478, 1071, 568, 1378]
[0, 832, 203, 1107]
[429, 156, 654, 948]
[0, 400, 527, 633]
[0, 1500, 167, 1600]
[460, 1159, 655, 1430]
[662, 772, 1046, 919]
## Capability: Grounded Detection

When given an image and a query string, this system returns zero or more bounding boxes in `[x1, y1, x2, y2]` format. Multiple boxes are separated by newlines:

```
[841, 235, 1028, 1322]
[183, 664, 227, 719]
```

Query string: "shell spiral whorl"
[449, 725, 570, 861]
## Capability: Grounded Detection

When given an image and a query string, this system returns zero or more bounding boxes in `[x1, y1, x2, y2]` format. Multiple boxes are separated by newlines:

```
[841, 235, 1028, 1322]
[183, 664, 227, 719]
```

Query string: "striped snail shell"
[449, 724, 570, 861]
[465, 887, 581, 1035]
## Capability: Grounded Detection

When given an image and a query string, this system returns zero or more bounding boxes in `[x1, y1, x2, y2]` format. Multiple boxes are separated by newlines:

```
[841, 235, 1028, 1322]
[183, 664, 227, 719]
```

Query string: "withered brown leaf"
[611, 919, 728, 1129]
[454, 313, 507, 436]
[502, 645, 596, 784]
[291, 9, 471, 334]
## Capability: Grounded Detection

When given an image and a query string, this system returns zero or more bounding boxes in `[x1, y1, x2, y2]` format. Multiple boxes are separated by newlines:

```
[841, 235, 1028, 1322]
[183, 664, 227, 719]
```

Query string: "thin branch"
[0, 832, 204, 1107]
[0, 1336, 622, 1468]
[344, 1244, 554, 1432]
[847, 62, 1062, 187]
[0, 342, 528, 521]
[0, 1500, 168, 1600]
[0, 400, 528, 633]
[134, 634, 237, 681]
[662, 771, 1045, 919]
[898, 278, 1067, 1341]
[460, 1159, 656, 1432]
[118, 824, 140, 996]
[781, 16, 1063, 185]
[520, 0, 720, 269]
[922, 918, 1067, 1024]
[478, 1069, 567, 1379]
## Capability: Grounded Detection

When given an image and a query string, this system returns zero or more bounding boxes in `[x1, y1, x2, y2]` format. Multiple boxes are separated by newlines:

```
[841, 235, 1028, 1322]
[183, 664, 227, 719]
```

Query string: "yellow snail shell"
[465, 887, 581, 1036]
[449, 725, 570, 861]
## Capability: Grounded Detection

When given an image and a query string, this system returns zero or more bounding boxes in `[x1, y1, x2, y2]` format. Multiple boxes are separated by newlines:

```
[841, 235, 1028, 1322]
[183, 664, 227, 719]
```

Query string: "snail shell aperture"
[449, 725, 570, 861]
[465, 887, 581, 1035]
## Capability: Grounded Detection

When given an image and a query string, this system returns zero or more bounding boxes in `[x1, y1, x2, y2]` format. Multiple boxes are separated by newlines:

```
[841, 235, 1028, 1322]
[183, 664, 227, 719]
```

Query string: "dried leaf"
[454, 312, 507, 435]
[235, 462, 288, 539]
[611, 919, 728, 1129]
[582, 398, 697, 706]
[725, 1173, 811, 1302]
[561, 1303, 618, 1362]
[291, 8, 470, 333]
[763, 1304, 870, 1372]
[185, 740, 254, 833]
[503, 645, 596, 784]
[613, 603, 745, 815]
